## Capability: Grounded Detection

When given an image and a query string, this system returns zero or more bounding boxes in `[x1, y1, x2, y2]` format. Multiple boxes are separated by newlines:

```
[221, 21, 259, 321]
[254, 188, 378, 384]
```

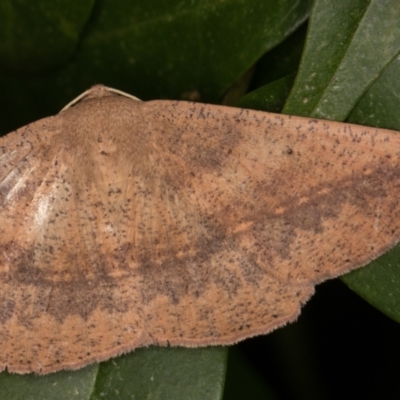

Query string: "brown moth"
[1, 85, 400, 374]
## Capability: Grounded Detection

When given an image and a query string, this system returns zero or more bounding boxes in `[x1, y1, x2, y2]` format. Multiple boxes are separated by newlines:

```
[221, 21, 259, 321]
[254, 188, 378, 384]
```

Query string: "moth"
[1, 85, 399, 374]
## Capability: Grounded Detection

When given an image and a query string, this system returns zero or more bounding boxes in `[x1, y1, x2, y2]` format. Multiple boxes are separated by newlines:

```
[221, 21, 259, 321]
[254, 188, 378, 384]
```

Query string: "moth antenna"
[61, 85, 141, 111]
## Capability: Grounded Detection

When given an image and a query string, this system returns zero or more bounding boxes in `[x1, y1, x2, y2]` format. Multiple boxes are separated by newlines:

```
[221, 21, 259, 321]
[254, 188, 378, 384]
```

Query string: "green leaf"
[237, 73, 295, 113]
[0, 0, 95, 73]
[0, 0, 311, 134]
[92, 347, 227, 400]
[250, 22, 307, 88]
[64, 0, 312, 102]
[0, 348, 228, 400]
[341, 54, 400, 323]
[348, 54, 400, 130]
[342, 247, 400, 324]
[283, 0, 400, 120]
[0, 364, 99, 400]
[237, 23, 307, 112]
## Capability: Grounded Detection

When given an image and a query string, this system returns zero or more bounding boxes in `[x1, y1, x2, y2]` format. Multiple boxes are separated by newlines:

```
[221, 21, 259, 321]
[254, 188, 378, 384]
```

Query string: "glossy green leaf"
[348, 54, 400, 131]
[343, 245, 400, 324]
[284, 0, 400, 120]
[92, 347, 227, 400]
[0, 364, 99, 400]
[340, 54, 400, 323]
